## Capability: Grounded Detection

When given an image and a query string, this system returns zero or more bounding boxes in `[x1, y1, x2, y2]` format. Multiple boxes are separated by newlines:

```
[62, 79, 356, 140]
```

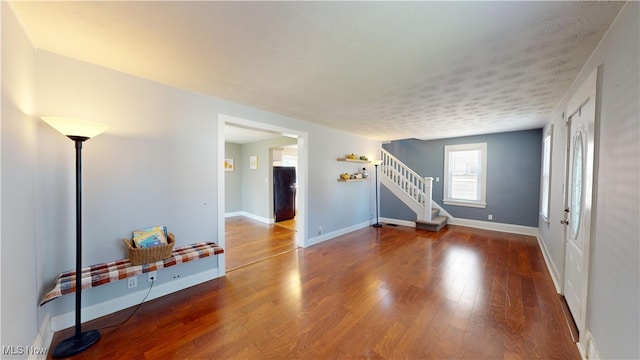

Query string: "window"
[540, 126, 553, 221]
[443, 143, 487, 208]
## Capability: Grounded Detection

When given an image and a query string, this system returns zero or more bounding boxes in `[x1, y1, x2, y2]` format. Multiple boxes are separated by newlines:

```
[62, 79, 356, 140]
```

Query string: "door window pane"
[570, 132, 583, 238]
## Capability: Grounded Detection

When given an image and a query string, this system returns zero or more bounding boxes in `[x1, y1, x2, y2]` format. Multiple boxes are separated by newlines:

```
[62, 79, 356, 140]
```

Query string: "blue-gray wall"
[382, 129, 542, 226]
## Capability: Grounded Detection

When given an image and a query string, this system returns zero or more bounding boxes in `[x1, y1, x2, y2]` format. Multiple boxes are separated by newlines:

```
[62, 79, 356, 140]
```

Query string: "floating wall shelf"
[337, 158, 371, 163]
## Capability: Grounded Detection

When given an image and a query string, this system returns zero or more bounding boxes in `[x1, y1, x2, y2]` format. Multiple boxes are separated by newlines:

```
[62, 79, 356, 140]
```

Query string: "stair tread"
[416, 215, 448, 225]
[415, 215, 448, 232]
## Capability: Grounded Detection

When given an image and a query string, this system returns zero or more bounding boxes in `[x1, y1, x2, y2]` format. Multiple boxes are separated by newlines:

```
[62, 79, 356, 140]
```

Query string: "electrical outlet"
[318, 226, 322, 235]
[488, 214, 493, 221]
[148, 271, 157, 283]
[127, 277, 137, 289]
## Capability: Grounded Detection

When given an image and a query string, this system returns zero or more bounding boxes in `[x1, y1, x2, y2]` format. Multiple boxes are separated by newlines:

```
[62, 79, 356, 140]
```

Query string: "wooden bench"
[40, 242, 224, 306]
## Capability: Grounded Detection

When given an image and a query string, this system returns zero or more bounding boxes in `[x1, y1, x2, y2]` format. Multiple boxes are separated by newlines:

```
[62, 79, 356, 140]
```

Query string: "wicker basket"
[123, 233, 175, 265]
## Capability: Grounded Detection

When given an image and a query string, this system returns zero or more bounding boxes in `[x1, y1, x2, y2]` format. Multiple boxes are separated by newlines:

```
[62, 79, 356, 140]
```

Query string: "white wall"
[32, 49, 380, 322]
[1, 2, 40, 350]
[31, 49, 224, 334]
[539, 2, 639, 358]
[307, 126, 380, 240]
[2, 4, 380, 348]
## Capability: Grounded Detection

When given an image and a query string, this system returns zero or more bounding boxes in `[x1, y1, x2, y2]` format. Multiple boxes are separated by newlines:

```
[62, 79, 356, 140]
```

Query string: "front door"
[562, 68, 598, 335]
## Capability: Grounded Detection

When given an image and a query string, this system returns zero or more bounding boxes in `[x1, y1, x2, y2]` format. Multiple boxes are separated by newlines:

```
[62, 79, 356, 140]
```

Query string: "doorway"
[217, 114, 308, 273]
[272, 144, 298, 231]
[561, 68, 599, 342]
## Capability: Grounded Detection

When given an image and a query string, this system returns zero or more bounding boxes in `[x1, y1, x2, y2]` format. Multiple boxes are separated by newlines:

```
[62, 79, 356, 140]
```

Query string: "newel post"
[424, 177, 433, 222]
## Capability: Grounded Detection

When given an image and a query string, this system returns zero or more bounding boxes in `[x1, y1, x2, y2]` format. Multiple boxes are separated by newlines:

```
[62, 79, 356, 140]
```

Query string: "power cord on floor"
[95, 276, 155, 333]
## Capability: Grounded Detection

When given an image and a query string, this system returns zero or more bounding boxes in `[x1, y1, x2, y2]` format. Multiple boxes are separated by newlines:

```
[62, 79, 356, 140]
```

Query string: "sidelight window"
[540, 127, 553, 221]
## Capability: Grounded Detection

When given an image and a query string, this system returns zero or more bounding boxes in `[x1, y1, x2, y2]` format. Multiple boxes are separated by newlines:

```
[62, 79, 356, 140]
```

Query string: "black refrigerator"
[273, 166, 296, 222]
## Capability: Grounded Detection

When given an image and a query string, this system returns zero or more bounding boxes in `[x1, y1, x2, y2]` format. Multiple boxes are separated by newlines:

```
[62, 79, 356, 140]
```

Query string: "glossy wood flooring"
[50, 224, 580, 359]
[274, 217, 297, 231]
[225, 216, 298, 270]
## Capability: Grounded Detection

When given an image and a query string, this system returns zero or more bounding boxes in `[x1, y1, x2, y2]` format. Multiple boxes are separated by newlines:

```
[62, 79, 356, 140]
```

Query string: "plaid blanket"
[40, 242, 224, 306]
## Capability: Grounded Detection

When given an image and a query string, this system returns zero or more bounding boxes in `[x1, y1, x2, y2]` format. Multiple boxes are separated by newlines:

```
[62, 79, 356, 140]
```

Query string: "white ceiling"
[10, 1, 624, 141]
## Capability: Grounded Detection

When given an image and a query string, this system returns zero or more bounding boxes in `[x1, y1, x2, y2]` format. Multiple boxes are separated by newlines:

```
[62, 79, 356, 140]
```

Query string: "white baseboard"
[50, 267, 221, 332]
[447, 217, 539, 236]
[224, 211, 244, 218]
[227, 211, 273, 224]
[29, 313, 52, 360]
[536, 233, 562, 293]
[306, 221, 370, 247]
[380, 216, 539, 236]
[583, 330, 603, 360]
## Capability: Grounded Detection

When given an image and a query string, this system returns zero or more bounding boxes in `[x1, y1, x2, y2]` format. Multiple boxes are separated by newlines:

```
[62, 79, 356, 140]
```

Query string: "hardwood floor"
[225, 216, 298, 270]
[49, 224, 580, 359]
[274, 217, 297, 231]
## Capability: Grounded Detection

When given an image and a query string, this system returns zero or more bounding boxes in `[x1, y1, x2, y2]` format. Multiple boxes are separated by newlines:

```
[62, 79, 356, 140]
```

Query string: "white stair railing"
[380, 148, 433, 222]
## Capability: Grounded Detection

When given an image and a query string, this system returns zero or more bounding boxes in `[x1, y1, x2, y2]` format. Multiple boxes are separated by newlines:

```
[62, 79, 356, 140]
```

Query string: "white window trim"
[540, 125, 553, 223]
[443, 142, 487, 208]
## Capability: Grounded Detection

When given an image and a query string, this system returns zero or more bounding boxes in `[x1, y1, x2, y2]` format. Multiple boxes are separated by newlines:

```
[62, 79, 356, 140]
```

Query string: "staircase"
[380, 148, 448, 231]
[417, 208, 448, 232]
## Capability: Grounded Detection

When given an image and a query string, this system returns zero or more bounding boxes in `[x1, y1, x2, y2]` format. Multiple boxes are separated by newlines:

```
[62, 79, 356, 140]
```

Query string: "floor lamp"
[372, 160, 382, 228]
[42, 117, 108, 358]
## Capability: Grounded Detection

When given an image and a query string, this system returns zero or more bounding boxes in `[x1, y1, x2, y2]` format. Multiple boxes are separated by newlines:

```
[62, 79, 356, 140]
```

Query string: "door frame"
[560, 67, 601, 341]
[217, 113, 308, 275]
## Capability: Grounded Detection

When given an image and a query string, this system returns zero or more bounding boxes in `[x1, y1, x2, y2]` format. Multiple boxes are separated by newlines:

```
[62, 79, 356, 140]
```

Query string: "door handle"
[560, 220, 569, 225]
[564, 208, 570, 213]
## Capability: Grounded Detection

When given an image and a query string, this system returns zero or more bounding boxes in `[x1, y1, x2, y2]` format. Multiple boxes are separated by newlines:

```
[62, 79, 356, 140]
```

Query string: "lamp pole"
[52, 136, 101, 358]
[373, 163, 382, 228]
[42, 117, 107, 358]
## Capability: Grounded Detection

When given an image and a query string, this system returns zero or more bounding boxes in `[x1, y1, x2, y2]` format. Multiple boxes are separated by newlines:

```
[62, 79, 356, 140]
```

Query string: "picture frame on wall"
[250, 155, 258, 170]
[224, 158, 234, 171]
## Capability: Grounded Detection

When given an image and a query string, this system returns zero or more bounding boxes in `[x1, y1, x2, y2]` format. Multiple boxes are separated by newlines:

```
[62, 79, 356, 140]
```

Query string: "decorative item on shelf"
[359, 156, 368, 161]
[340, 173, 350, 180]
[41, 116, 108, 358]
[362, 167, 369, 178]
[346, 153, 357, 160]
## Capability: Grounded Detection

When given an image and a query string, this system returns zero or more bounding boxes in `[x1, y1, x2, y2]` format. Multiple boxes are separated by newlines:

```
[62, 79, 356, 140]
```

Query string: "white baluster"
[423, 177, 433, 222]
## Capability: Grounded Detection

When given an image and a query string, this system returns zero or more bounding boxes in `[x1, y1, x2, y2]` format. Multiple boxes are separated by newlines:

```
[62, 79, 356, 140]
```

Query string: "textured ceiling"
[10, 1, 624, 141]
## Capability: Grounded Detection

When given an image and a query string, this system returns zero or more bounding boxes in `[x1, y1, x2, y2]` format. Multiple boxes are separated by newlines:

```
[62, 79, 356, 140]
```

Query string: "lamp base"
[52, 330, 100, 358]
[372, 223, 383, 228]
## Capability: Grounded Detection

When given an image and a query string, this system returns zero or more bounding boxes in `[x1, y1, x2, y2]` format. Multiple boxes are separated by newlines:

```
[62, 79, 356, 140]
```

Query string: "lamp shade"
[372, 159, 383, 166]
[42, 117, 108, 139]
